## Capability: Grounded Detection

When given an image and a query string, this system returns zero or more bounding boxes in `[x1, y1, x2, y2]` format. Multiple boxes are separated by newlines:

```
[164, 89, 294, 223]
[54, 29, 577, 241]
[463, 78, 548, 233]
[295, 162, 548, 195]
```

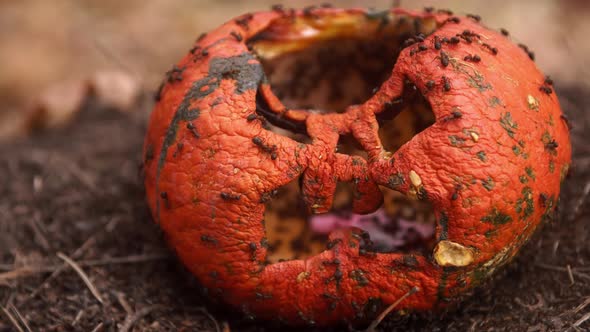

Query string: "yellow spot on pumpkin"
[407, 170, 424, 200]
[409, 170, 422, 187]
[297, 271, 310, 283]
[527, 95, 539, 111]
[433, 240, 474, 267]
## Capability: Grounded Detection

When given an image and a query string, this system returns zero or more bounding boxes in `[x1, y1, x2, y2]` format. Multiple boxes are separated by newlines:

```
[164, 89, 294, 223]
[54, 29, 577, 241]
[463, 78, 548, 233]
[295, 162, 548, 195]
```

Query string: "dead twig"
[553, 241, 560, 256]
[196, 307, 221, 332]
[72, 310, 85, 327]
[567, 264, 576, 285]
[574, 297, 590, 314]
[574, 311, 590, 328]
[116, 292, 134, 315]
[1, 306, 24, 332]
[0, 253, 169, 281]
[25, 221, 107, 302]
[119, 305, 162, 332]
[57, 252, 104, 305]
[0, 267, 39, 280]
[90, 322, 104, 332]
[9, 304, 33, 332]
[535, 263, 590, 282]
[75, 253, 170, 266]
[27, 214, 50, 251]
[365, 286, 419, 332]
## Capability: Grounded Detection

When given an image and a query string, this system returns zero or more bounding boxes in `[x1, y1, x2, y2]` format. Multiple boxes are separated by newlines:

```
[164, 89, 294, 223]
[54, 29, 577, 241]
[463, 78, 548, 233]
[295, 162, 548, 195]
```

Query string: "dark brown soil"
[0, 86, 589, 332]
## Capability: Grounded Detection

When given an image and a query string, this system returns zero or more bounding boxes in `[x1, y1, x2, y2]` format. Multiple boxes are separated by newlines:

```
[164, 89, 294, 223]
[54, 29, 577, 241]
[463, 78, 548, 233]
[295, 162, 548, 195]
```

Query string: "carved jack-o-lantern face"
[144, 7, 571, 326]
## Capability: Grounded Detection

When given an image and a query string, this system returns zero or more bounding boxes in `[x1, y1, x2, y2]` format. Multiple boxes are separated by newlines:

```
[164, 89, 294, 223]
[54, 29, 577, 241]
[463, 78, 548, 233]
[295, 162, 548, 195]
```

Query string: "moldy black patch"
[155, 53, 266, 221]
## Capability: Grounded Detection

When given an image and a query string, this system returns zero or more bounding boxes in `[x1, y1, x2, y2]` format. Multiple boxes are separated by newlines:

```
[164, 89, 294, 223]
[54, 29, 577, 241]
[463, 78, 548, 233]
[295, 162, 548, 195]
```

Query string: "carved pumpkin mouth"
[262, 179, 437, 263]
[249, 12, 438, 262]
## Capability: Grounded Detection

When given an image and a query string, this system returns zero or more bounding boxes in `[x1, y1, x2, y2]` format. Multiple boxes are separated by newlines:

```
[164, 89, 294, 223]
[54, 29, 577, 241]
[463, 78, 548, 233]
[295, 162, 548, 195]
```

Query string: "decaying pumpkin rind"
[143, 7, 572, 326]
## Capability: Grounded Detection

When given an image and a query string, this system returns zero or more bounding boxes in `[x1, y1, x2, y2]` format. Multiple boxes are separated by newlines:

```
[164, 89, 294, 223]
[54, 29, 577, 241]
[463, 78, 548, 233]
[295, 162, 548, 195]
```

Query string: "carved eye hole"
[249, 11, 438, 124]
[250, 12, 438, 156]
[376, 80, 436, 153]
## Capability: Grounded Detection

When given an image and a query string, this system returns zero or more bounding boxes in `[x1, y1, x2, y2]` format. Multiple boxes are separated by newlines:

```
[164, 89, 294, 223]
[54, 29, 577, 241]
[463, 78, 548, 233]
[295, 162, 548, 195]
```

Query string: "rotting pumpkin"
[143, 6, 572, 326]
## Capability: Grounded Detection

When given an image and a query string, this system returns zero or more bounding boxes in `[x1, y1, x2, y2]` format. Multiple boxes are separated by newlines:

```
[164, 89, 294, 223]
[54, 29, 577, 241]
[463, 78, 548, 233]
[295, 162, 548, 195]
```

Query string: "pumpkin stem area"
[249, 11, 438, 263]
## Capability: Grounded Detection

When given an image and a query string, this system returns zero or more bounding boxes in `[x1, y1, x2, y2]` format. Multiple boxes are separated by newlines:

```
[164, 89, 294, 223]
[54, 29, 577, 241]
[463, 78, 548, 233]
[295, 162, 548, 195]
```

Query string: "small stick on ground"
[116, 292, 134, 315]
[197, 307, 221, 332]
[9, 304, 33, 332]
[1, 306, 24, 332]
[119, 305, 162, 332]
[57, 252, 104, 305]
[0, 267, 38, 281]
[574, 311, 590, 328]
[535, 263, 590, 282]
[0, 253, 169, 281]
[567, 264, 575, 285]
[26, 217, 119, 302]
[81, 254, 170, 267]
[365, 286, 419, 332]
[27, 216, 50, 251]
[26, 234, 98, 301]
[575, 297, 590, 314]
[90, 322, 104, 332]
[72, 310, 85, 327]
[552, 241, 560, 256]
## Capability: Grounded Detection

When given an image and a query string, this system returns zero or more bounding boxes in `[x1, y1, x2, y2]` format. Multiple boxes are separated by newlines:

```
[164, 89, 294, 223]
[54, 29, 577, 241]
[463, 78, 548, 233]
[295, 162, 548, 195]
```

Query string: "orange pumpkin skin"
[143, 7, 571, 326]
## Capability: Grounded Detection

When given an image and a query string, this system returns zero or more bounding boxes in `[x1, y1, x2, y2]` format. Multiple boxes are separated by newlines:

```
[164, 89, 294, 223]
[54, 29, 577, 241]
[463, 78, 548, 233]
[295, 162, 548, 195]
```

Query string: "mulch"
[0, 86, 588, 332]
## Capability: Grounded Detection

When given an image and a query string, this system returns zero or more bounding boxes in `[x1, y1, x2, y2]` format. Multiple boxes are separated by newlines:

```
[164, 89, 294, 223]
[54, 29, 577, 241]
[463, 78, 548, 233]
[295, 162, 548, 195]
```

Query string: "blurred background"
[0, 0, 589, 139]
